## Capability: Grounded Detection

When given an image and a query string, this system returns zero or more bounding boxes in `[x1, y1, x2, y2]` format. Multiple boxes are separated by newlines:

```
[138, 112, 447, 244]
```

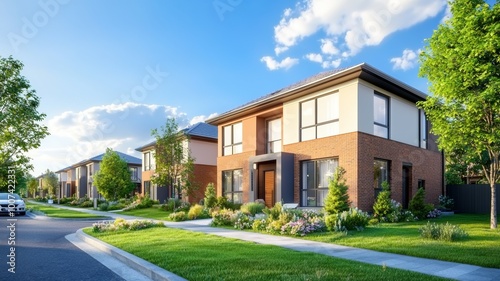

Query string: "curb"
[76, 229, 187, 281]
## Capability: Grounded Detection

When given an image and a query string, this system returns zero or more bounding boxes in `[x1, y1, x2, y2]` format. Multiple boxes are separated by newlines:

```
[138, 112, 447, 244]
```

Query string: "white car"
[0, 193, 26, 216]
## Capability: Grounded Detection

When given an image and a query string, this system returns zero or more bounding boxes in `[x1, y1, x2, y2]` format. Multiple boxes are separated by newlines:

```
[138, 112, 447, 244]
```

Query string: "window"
[143, 151, 155, 171]
[223, 123, 243, 156]
[300, 93, 339, 141]
[144, 181, 151, 196]
[419, 110, 427, 149]
[374, 93, 389, 138]
[374, 159, 389, 197]
[301, 158, 338, 207]
[130, 167, 138, 181]
[418, 179, 425, 190]
[222, 169, 243, 203]
[267, 118, 282, 153]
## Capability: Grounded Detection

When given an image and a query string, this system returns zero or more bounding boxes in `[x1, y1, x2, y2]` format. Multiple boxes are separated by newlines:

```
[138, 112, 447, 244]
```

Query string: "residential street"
[0, 215, 125, 281]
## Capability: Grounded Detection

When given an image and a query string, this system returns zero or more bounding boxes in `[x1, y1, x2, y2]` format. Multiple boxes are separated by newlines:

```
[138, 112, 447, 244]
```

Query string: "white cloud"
[190, 113, 219, 125]
[321, 59, 342, 69]
[390, 48, 420, 71]
[305, 53, 323, 63]
[260, 56, 299, 70]
[270, 0, 447, 65]
[28, 103, 217, 176]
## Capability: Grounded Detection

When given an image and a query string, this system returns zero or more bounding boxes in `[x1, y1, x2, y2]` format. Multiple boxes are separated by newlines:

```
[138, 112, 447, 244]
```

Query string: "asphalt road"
[0, 215, 125, 281]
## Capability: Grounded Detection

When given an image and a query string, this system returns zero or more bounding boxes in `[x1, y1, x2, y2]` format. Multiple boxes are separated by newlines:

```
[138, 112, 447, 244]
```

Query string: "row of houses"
[49, 63, 443, 211]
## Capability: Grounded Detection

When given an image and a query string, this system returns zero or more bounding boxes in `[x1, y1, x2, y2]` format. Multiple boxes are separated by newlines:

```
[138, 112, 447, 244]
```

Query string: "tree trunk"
[492, 181, 498, 229]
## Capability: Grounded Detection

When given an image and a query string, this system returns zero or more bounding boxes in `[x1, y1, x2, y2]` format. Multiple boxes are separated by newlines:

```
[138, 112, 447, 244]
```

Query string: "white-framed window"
[374, 93, 389, 138]
[419, 110, 427, 149]
[223, 122, 243, 156]
[144, 151, 155, 171]
[301, 158, 338, 207]
[222, 169, 243, 203]
[267, 118, 282, 153]
[300, 92, 339, 141]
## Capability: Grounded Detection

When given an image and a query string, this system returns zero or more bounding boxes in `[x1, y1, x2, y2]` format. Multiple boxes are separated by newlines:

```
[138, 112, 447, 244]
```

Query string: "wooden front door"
[264, 170, 275, 208]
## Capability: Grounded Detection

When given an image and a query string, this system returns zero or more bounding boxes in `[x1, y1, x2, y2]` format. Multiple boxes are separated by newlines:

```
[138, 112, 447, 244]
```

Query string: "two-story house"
[56, 151, 142, 199]
[206, 63, 443, 211]
[135, 122, 218, 204]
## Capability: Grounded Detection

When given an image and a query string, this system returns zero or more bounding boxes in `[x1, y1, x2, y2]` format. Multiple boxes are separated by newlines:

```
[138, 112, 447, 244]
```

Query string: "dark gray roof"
[56, 151, 141, 172]
[135, 122, 217, 152]
[181, 122, 217, 139]
[207, 63, 427, 124]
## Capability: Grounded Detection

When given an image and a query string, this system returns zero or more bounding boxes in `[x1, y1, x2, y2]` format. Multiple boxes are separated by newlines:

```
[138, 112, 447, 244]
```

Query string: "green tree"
[418, 0, 500, 228]
[204, 182, 217, 208]
[0, 56, 50, 190]
[42, 169, 58, 198]
[151, 118, 196, 200]
[27, 176, 38, 198]
[373, 181, 392, 220]
[324, 167, 350, 214]
[93, 148, 134, 201]
[409, 188, 432, 220]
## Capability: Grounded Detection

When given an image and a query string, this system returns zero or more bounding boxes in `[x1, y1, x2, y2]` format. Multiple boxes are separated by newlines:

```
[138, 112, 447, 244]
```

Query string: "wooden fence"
[446, 184, 499, 214]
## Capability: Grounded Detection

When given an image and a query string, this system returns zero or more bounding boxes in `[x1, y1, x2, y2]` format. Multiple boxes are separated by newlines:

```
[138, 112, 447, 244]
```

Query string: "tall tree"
[93, 148, 134, 201]
[418, 0, 500, 228]
[42, 169, 59, 197]
[151, 118, 196, 199]
[27, 176, 38, 198]
[0, 56, 50, 189]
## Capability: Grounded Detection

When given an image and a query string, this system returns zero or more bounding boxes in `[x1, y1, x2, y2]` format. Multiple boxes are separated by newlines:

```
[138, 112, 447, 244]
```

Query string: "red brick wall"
[283, 132, 443, 212]
[186, 164, 217, 204]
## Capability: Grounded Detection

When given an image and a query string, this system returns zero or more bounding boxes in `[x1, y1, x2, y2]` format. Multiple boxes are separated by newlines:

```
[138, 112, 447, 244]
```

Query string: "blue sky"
[0, 0, 462, 176]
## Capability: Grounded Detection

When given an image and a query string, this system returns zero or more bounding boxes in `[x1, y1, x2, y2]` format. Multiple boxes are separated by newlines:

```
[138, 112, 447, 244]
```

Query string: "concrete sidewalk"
[30, 201, 500, 281]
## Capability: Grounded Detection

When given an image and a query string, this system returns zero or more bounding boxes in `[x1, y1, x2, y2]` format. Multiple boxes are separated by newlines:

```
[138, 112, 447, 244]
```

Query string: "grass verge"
[304, 214, 500, 268]
[115, 205, 171, 220]
[27, 203, 106, 219]
[84, 227, 450, 281]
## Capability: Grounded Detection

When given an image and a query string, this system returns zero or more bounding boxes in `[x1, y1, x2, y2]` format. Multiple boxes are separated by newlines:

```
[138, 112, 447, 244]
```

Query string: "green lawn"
[85, 227, 450, 281]
[115, 205, 172, 220]
[27, 203, 106, 219]
[304, 214, 500, 268]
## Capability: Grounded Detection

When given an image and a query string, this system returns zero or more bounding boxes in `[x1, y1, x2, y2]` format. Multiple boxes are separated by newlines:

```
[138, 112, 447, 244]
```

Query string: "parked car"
[0, 193, 26, 216]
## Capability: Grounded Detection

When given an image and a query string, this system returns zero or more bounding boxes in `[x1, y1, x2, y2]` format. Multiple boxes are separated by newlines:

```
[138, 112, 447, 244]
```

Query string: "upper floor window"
[267, 118, 282, 153]
[419, 110, 427, 149]
[144, 151, 155, 171]
[374, 93, 389, 138]
[300, 93, 339, 141]
[130, 167, 139, 181]
[223, 122, 242, 156]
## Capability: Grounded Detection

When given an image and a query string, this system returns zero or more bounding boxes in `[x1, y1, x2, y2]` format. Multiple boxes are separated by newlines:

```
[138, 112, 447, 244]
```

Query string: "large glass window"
[374, 159, 389, 197]
[374, 93, 389, 138]
[267, 118, 282, 153]
[223, 169, 243, 203]
[300, 93, 339, 141]
[419, 110, 427, 149]
[301, 158, 338, 207]
[223, 122, 243, 156]
[144, 152, 155, 171]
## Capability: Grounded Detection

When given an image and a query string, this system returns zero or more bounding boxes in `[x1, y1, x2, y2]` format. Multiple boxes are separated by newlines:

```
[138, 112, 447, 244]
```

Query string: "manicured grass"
[84, 227, 450, 281]
[27, 203, 106, 219]
[115, 205, 172, 220]
[304, 214, 500, 268]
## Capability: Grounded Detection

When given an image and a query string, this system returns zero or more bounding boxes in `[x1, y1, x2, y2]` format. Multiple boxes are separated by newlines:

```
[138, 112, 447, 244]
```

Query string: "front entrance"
[264, 170, 275, 208]
[402, 165, 412, 209]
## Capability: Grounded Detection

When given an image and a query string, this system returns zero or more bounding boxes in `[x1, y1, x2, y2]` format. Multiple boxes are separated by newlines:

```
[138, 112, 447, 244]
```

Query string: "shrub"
[324, 167, 351, 215]
[204, 182, 217, 209]
[252, 218, 268, 232]
[188, 204, 204, 220]
[123, 194, 154, 211]
[98, 202, 109, 211]
[280, 211, 326, 236]
[92, 218, 164, 232]
[409, 188, 433, 220]
[240, 202, 265, 216]
[373, 181, 392, 219]
[162, 198, 190, 212]
[79, 200, 93, 208]
[211, 208, 235, 226]
[325, 208, 370, 232]
[427, 208, 442, 218]
[419, 221, 468, 241]
[438, 195, 454, 210]
[168, 211, 187, 222]
[233, 211, 254, 230]
[263, 202, 283, 220]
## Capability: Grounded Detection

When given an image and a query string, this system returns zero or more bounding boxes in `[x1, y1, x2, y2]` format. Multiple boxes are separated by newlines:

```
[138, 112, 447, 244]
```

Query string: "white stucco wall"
[357, 83, 375, 134]
[188, 139, 217, 166]
[390, 96, 419, 146]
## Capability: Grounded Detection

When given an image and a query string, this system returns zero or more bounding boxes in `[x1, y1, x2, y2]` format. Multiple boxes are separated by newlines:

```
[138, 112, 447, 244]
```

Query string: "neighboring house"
[206, 63, 443, 211]
[135, 122, 218, 204]
[55, 151, 142, 199]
